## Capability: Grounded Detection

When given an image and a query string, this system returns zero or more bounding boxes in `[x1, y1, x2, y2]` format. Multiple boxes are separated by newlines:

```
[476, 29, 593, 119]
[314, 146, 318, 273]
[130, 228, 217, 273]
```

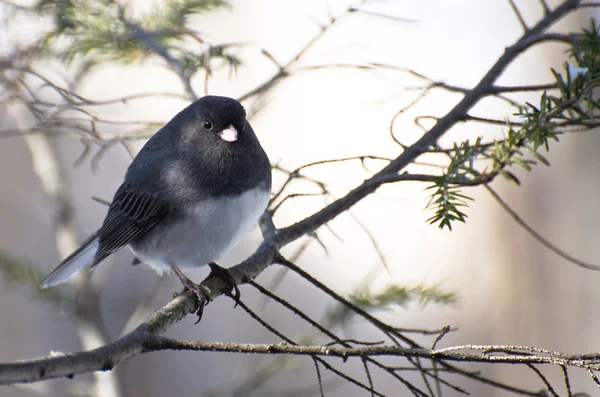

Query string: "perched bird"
[40, 96, 272, 314]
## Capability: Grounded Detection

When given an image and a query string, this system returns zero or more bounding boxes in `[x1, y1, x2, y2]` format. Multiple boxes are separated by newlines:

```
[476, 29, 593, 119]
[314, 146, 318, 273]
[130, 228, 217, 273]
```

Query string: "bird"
[40, 95, 272, 316]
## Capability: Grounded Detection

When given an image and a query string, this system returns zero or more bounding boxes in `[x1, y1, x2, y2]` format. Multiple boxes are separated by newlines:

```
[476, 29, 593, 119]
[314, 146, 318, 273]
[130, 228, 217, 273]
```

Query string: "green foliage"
[568, 19, 600, 75]
[157, 0, 230, 27]
[425, 21, 600, 230]
[425, 139, 483, 230]
[425, 182, 472, 230]
[35, 0, 239, 79]
[0, 253, 77, 312]
[351, 283, 457, 308]
[328, 283, 457, 325]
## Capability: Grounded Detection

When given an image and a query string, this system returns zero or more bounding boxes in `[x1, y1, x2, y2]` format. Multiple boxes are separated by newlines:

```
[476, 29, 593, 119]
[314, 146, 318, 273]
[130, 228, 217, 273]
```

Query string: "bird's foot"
[208, 262, 241, 307]
[181, 281, 211, 324]
[169, 263, 209, 323]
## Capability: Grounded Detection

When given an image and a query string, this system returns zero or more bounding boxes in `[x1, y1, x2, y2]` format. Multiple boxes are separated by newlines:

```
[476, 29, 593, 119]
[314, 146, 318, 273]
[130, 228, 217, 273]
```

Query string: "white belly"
[129, 187, 269, 274]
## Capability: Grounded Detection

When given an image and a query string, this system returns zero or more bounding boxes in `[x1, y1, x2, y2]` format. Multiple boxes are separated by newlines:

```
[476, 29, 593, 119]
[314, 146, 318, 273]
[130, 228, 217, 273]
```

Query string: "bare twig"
[526, 364, 559, 397]
[237, 3, 360, 102]
[312, 357, 325, 397]
[539, 0, 551, 14]
[562, 366, 573, 397]
[7, 336, 600, 384]
[362, 358, 376, 397]
[507, 0, 529, 31]
[486, 185, 600, 271]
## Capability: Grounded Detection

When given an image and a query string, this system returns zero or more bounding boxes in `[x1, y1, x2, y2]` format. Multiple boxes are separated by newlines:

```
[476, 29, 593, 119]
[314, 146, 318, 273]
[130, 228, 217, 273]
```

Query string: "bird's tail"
[40, 232, 100, 288]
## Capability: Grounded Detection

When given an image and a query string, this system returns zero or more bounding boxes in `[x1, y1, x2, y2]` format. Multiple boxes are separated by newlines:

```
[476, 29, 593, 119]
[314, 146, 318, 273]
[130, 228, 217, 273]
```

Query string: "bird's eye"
[203, 120, 213, 130]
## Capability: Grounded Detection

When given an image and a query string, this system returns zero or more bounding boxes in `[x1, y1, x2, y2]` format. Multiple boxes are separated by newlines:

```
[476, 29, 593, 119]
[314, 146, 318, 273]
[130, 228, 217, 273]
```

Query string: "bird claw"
[170, 262, 211, 324]
[179, 283, 210, 324]
[208, 262, 241, 307]
[170, 261, 239, 324]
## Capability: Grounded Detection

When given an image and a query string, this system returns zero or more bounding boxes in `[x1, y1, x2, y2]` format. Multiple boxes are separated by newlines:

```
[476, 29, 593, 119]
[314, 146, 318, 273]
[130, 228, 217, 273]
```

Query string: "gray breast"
[129, 187, 270, 274]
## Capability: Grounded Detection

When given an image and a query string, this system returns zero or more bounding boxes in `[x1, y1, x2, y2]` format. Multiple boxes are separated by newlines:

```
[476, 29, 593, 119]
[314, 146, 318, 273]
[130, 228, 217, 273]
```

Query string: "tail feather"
[40, 233, 100, 288]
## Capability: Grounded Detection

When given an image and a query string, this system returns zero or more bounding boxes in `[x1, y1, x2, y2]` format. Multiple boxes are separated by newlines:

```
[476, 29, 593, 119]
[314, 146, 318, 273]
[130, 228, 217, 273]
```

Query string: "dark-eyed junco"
[41, 96, 272, 311]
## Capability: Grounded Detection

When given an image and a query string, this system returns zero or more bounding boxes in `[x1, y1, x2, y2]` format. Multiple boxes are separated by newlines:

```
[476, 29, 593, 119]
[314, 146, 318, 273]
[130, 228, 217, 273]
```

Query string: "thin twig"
[312, 357, 325, 397]
[562, 366, 573, 397]
[234, 298, 387, 397]
[507, 0, 529, 31]
[237, 3, 358, 102]
[526, 364, 559, 397]
[248, 280, 432, 396]
[486, 185, 600, 271]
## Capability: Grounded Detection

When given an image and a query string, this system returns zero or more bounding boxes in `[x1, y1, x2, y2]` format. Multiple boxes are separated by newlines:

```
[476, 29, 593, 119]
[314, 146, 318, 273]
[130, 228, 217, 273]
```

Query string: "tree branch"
[5, 335, 600, 385]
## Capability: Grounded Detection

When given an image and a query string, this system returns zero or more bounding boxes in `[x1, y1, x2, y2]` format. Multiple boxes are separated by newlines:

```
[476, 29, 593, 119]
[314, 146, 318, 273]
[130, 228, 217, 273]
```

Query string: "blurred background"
[1, 0, 600, 396]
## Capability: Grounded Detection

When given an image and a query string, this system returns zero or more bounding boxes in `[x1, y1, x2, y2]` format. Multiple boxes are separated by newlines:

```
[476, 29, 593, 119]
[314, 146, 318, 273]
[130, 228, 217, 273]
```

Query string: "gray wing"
[40, 186, 166, 287]
[92, 184, 168, 267]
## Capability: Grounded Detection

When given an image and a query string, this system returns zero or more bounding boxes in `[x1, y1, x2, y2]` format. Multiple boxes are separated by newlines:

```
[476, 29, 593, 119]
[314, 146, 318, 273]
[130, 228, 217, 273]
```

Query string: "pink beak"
[220, 125, 238, 142]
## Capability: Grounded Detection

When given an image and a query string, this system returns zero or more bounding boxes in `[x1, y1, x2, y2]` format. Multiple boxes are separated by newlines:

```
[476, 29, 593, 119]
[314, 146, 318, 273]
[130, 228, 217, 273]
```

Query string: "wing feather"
[92, 185, 167, 266]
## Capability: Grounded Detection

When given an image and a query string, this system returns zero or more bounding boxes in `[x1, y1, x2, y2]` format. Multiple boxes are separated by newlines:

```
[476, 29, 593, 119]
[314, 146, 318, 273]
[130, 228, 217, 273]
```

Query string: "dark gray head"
[173, 95, 248, 149]
[127, 95, 271, 203]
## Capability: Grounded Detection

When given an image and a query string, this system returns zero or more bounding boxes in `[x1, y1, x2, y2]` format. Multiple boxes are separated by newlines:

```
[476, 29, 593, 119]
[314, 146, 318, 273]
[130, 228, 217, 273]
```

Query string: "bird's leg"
[207, 262, 241, 307]
[169, 262, 209, 322]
